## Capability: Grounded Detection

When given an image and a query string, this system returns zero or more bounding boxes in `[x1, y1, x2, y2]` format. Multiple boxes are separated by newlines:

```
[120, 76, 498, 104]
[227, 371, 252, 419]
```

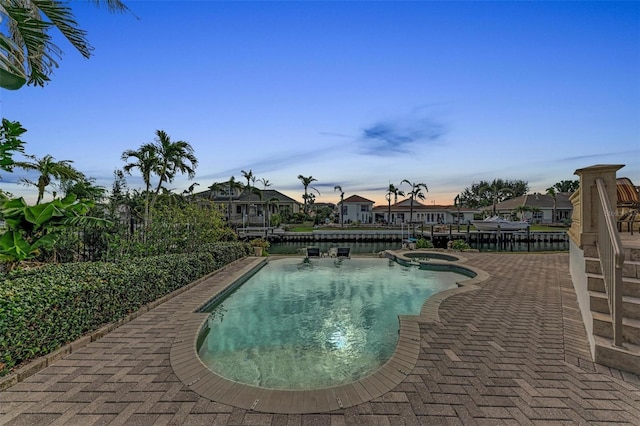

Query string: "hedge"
[0, 242, 251, 377]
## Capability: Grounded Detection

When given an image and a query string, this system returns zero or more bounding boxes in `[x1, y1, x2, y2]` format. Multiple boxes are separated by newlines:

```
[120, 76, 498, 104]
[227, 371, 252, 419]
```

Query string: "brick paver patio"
[1, 252, 639, 425]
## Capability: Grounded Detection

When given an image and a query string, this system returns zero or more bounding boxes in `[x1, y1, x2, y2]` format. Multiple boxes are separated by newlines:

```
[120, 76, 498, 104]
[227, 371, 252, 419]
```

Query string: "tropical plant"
[553, 179, 579, 193]
[147, 130, 197, 210]
[297, 175, 320, 215]
[512, 204, 531, 221]
[450, 239, 471, 251]
[249, 237, 269, 248]
[0, 119, 26, 173]
[453, 194, 462, 226]
[225, 176, 243, 223]
[385, 183, 404, 226]
[479, 180, 516, 216]
[530, 207, 542, 224]
[103, 202, 235, 261]
[121, 143, 156, 223]
[241, 169, 254, 189]
[546, 186, 557, 223]
[265, 196, 279, 228]
[415, 238, 433, 249]
[60, 175, 106, 202]
[0, 194, 110, 266]
[121, 130, 197, 223]
[459, 179, 528, 210]
[106, 168, 134, 221]
[14, 154, 83, 204]
[182, 182, 199, 200]
[334, 185, 345, 227]
[401, 179, 428, 237]
[258, 177, 271, 191]
[0, 0, 132, 90]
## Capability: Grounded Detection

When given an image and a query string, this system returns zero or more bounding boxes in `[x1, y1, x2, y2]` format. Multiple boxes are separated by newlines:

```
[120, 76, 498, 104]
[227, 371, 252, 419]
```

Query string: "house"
[373, 199, 478, 225]
[339, 195, 375, 224]
[195, 182, 301, 226]
[490, 192, 573, 224]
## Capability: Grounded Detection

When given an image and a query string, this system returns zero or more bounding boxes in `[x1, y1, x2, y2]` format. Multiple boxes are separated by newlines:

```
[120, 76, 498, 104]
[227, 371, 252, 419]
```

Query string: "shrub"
[0, 241, 251, 377]
[415, 238, 434, 249]
[450, 239, 471, 251]
[249, 238, 270, 248]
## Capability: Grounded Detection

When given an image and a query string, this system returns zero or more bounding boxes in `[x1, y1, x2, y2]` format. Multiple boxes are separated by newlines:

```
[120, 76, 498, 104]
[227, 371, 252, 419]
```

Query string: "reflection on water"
[198, 257, 460, 389]
[268, 241, 403, 255]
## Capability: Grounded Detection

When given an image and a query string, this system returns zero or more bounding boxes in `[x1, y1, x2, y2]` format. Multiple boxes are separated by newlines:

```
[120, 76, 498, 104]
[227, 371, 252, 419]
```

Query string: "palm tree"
[530, 207, 542, 224]
[385, 183, 404, 227]
[60, 175, 106, 202]
[546, 186, 557, 224]
[0, 0, 132, 90]
[15, 154, 82, 204]
[334, 185, 345, 227]
[512, 205, 531, 221]
[241, 169, 254, 190]
[479, 180, 515, 216]
[0, 0, 128, 90]
[148, 130, 198, 211]
[297, 175, 320, 215]
[121, 143, 157, 223]
[258, 178, 272, 227]
[265, 196, 280, 228]
[454, 194, 462, 229]
[207, 182, 223, 201]
[258, 178, 271, 190]
[225, 176, 243, 223]
[401, 179, 428, 238]
[181, 182, 199, 203]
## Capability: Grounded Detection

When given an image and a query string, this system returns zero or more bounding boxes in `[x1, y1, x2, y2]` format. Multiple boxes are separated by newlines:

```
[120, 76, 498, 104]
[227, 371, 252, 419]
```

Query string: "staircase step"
[585, 257, 601, 275]
[594, 335, 640, 375]
[586, 255, 639, 279]
[623, 247, 640, 262]
[592, 311, 640, 345]
[589, 291, 640, 320]
[622, 259, 640, 279]
[588, 274, 640, 298]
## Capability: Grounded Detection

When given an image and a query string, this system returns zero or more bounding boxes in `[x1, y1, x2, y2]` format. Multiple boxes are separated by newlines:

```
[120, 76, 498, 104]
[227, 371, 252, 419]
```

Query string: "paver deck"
[1, 252, 639, 425]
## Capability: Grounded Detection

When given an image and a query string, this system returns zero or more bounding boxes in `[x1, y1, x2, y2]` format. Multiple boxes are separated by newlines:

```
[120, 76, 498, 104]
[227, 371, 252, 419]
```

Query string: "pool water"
[197, 257, 461, 389]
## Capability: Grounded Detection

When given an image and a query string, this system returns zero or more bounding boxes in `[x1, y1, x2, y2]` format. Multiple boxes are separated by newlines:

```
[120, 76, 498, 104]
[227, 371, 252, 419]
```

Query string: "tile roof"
[492, 192, 573, 210]
[342, 194, 375, 204]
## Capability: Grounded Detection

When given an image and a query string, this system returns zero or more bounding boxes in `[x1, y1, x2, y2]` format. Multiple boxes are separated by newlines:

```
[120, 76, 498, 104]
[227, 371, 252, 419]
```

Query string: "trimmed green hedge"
[0, 242, 251, 377]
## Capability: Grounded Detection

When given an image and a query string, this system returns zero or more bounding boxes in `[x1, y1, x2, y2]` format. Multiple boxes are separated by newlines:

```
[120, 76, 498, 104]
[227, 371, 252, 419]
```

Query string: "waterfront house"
[490, 192, 573, 224]
[373, 199, 478, 226]
[196, 183, 301, 226]
[339, 195, 375, 224]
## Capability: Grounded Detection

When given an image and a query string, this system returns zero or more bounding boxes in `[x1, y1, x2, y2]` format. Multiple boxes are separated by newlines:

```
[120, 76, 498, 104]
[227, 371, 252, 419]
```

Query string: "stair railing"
[595, 178, 625, 347]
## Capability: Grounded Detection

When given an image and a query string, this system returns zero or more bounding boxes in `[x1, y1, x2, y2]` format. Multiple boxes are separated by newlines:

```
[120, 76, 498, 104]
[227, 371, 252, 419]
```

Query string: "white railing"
[595, 178, 625, 347]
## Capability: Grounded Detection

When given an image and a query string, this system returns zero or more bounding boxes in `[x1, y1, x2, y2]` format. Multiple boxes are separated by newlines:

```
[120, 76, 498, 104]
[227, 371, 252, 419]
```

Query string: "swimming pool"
[197, 257, 464, 390]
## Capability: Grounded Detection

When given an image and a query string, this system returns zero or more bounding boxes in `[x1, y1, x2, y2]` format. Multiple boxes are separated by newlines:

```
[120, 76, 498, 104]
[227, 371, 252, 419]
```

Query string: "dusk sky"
[1, 1, 639, 206]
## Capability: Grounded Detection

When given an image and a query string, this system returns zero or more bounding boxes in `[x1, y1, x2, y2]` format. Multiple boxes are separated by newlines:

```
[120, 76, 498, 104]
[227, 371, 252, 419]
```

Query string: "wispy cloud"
[359, 116, 447, 156]
[555, 150, 638, 163]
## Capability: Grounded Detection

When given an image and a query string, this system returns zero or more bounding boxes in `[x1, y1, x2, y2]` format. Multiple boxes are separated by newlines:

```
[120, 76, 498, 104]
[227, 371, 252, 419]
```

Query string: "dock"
[238, 225, 570, 251]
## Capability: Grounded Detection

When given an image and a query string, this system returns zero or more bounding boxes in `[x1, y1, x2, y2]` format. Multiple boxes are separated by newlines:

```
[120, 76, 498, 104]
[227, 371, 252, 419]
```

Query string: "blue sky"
[1, 1, 639, 206]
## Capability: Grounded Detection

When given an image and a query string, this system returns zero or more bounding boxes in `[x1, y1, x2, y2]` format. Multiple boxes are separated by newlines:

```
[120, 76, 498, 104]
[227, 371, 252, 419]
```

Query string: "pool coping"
[170, 253, 490, 414]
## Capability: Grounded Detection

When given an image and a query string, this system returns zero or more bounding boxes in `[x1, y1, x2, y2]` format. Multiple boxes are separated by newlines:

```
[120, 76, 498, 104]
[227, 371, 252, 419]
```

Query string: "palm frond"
[33, 0, 92, 58]
[2, 2, 59, 86]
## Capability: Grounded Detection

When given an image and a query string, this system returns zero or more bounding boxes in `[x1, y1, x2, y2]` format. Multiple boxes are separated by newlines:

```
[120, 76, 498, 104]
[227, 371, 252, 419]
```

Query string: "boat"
[471, 216, 530, 231]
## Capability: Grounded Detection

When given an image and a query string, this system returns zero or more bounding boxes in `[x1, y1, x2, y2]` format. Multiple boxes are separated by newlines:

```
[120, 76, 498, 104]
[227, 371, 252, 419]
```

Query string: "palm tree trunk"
[409, 198, 414, 238]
